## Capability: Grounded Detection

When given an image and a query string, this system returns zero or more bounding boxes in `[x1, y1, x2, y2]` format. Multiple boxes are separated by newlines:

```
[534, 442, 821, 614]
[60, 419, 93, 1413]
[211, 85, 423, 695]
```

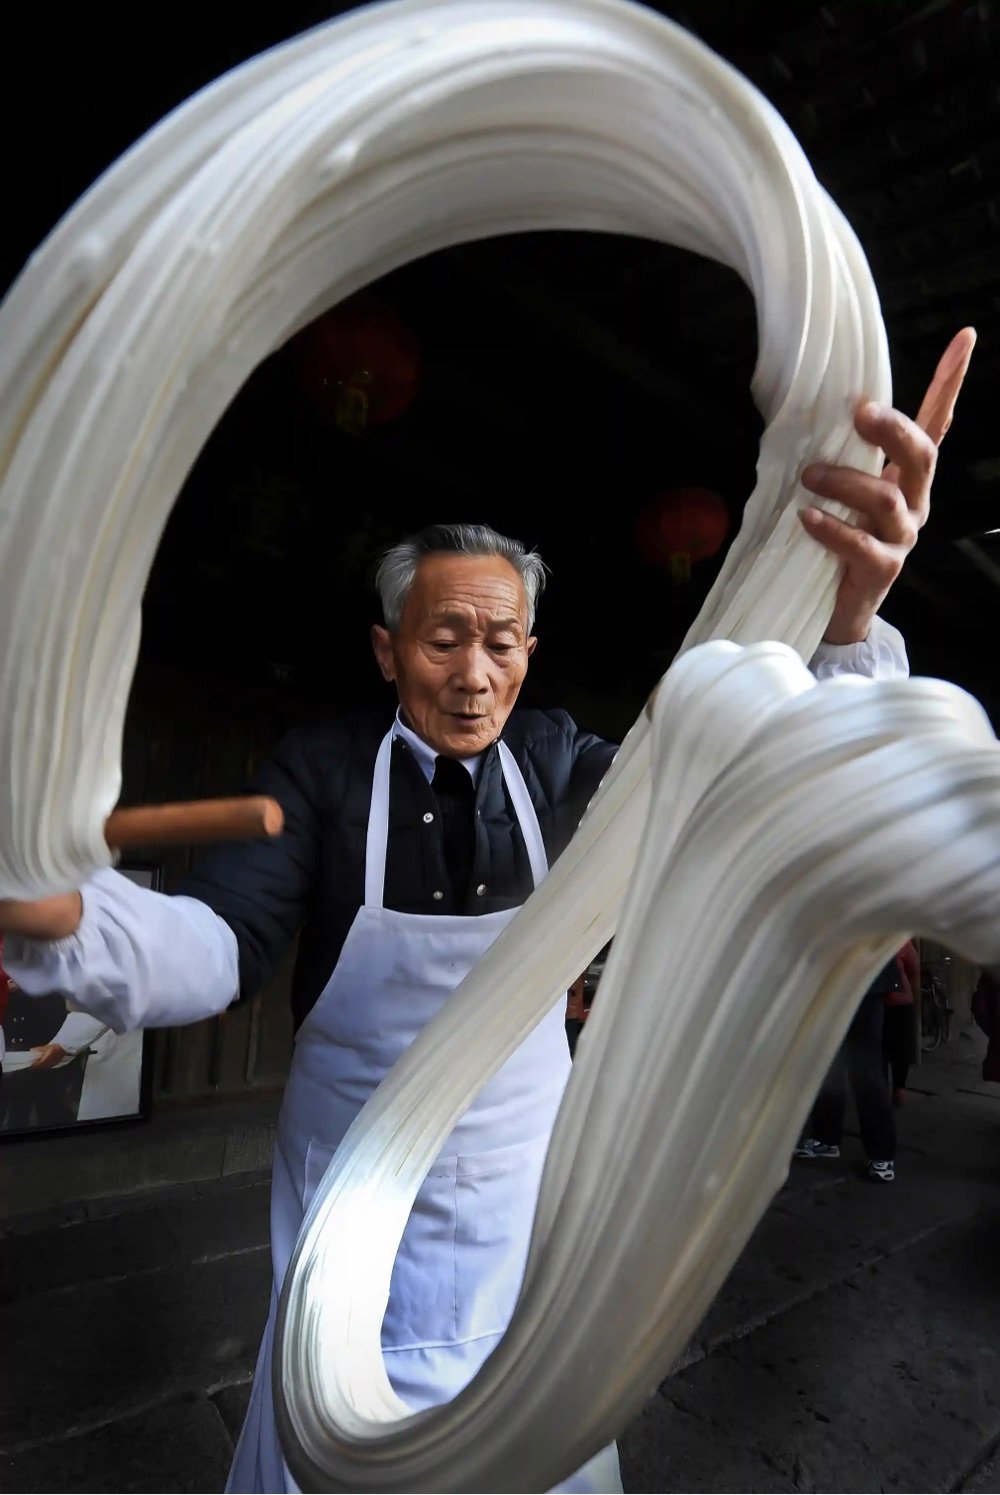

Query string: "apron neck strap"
[364, 730, 549, 908]
[364, 730, 395, 907]
[497, 741, 548, 891]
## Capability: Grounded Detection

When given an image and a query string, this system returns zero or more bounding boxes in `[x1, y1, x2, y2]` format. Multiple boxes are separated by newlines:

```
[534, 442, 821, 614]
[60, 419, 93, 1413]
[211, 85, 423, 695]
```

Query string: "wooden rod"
[104, 796, 284, 850]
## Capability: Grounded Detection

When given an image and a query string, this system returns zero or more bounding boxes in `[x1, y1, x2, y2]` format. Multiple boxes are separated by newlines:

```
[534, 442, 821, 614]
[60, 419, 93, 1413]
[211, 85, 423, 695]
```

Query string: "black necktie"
[432, 755, 476, 903]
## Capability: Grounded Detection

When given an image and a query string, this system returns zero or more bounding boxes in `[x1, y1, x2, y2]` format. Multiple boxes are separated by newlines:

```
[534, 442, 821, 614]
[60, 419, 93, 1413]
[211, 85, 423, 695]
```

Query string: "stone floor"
[2, 1032, 1000, 1493]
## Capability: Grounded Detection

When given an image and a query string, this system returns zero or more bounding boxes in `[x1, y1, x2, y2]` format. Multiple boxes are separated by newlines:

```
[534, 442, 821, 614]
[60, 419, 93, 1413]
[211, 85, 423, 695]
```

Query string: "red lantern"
[290, 294, 420, 434]
[635, 487, 730, 583]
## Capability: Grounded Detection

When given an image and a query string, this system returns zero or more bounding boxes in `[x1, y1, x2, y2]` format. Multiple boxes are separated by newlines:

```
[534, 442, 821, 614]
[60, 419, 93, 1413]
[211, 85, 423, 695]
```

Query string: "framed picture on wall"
[0, 863, 159, 1141]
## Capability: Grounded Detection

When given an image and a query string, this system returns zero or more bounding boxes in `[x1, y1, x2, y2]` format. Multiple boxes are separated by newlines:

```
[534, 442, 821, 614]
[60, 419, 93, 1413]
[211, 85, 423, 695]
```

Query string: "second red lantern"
[290, 294, 421, 435]
[635, 487, 730, 582]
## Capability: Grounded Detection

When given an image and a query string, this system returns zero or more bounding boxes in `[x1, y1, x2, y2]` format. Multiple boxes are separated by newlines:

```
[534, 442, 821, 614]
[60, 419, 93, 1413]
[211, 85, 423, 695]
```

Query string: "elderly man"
[0, 391, 943, 1492]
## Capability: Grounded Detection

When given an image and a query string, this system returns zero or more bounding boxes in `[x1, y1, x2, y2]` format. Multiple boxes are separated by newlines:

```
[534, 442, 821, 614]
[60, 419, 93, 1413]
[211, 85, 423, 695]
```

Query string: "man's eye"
[490, 643, 515, 654]
[431, 640, 457, 651]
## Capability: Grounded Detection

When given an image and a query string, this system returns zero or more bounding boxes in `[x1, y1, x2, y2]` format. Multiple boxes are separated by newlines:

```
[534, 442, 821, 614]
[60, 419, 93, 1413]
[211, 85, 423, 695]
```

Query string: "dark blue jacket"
[181, 708, 617, 1029]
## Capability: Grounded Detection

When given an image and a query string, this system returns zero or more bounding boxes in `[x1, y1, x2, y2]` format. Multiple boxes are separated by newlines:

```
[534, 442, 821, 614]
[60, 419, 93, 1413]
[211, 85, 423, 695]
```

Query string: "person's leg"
[846, 991, 896, 1177]
[795, 1048, 847, 1156]
[882, 1005, 912, 1099]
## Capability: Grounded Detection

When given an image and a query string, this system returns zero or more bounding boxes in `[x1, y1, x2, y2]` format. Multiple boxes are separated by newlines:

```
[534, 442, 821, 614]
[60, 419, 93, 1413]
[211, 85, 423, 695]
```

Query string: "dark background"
[4, 0, 998, 769]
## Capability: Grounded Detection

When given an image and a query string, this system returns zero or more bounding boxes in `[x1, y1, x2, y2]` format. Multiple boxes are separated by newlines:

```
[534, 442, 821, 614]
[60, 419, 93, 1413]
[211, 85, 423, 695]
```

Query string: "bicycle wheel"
[922, 998, 944, 1051]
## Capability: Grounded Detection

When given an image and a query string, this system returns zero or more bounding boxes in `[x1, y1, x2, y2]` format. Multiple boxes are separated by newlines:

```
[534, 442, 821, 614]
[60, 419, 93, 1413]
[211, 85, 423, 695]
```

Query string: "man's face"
[371, 553, 537, 757]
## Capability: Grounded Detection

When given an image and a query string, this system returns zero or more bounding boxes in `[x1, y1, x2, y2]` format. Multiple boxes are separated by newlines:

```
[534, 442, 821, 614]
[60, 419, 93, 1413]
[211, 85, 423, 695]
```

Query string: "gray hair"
[375, 523, 547, 632]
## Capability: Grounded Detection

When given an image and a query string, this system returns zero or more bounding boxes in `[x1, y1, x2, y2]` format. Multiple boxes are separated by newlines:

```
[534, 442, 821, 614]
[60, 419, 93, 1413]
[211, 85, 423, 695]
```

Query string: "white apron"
[227, 731, 622, 1494]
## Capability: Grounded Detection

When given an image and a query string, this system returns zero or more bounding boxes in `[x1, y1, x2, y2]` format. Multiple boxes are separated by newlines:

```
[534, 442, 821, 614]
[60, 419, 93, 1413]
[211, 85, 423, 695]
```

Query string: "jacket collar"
[393, 708, 485, 786]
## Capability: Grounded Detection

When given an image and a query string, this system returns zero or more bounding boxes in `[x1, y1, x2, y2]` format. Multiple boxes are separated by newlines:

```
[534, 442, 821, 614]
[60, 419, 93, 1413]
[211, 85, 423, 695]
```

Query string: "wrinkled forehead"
[403, 553, 530, 629]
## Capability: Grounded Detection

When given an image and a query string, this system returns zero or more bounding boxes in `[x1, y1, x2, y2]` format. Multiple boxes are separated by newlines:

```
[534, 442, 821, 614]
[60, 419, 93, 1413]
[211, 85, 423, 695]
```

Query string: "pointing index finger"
[913, 327, 976, 447]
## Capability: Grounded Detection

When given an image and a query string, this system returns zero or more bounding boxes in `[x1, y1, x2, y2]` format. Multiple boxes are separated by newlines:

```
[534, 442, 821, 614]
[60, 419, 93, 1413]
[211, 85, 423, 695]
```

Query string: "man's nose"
[451, 645, 490, 691]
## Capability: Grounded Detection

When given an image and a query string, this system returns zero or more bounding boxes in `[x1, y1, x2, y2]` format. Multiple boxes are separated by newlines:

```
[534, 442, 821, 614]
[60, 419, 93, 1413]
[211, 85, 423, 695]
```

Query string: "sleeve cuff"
[809, 615, 909, 682]
[4, 867, 240, 1032]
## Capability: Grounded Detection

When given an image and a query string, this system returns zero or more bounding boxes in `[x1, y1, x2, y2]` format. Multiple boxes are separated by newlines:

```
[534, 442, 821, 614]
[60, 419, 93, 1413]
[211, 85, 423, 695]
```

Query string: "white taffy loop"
[0, 0, 887, 898]
[275, 646, 1000, 1492]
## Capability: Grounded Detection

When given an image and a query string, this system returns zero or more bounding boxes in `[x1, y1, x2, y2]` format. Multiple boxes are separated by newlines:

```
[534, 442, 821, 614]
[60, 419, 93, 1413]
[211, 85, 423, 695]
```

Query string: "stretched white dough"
[276, 646, 1000, 1491]
[0, 0, 886, 897]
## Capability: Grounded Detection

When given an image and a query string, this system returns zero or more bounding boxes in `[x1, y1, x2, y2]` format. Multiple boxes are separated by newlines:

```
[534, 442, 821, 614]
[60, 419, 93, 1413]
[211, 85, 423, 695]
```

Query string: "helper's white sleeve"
[808, 614, 909, 681]
[2, 867, 240, 1033]
[49, 1009, 112, 1053]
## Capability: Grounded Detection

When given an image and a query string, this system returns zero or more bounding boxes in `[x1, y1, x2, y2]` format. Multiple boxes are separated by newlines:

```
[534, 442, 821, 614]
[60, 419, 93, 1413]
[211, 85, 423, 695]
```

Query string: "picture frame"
[0, 862, 160, 1142]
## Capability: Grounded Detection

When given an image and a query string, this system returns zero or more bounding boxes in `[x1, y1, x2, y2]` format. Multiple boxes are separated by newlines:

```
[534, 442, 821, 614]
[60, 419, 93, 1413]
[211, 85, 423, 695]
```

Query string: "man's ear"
[526, 636, 538, 658]
[371, 624, 396, 682]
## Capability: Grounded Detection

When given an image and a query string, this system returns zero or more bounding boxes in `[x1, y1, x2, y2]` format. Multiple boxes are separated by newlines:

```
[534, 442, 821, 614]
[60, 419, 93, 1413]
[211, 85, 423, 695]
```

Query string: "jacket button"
[476, 884, 486, 896]
[433, 890, 444, 901]
[423, 811, 434, 824]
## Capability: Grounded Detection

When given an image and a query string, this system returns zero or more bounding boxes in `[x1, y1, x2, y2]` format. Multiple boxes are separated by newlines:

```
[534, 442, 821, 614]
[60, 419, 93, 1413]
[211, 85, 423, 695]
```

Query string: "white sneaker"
[793, 1138, 841, 1159]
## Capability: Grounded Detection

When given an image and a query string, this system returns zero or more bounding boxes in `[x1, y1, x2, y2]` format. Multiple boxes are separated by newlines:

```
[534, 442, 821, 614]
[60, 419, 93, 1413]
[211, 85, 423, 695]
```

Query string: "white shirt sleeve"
[808, 614, 909, 681]
[48, 1009, 112, 1053]
[2, 867, 240, 1033]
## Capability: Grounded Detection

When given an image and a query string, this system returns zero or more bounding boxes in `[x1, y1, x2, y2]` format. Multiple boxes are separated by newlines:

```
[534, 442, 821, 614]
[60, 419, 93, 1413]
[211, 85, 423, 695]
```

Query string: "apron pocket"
[306, 1138, 462, 1355]
[382, 1152, 460, 1351]
[302, 1130, 550, 1356]
[452, 1131, 550, 1345]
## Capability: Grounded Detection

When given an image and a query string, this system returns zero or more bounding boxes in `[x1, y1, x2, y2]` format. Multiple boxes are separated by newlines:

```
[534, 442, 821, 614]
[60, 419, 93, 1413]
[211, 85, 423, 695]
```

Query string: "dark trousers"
[882, 1003, 917, 1091]
[809, 988, 896, 1160]
[0, 1056, 87, 1133]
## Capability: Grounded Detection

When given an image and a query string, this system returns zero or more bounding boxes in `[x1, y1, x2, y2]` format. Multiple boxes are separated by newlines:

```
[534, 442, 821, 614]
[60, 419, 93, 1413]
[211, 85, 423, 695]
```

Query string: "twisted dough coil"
[0, 0, 885, 897]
